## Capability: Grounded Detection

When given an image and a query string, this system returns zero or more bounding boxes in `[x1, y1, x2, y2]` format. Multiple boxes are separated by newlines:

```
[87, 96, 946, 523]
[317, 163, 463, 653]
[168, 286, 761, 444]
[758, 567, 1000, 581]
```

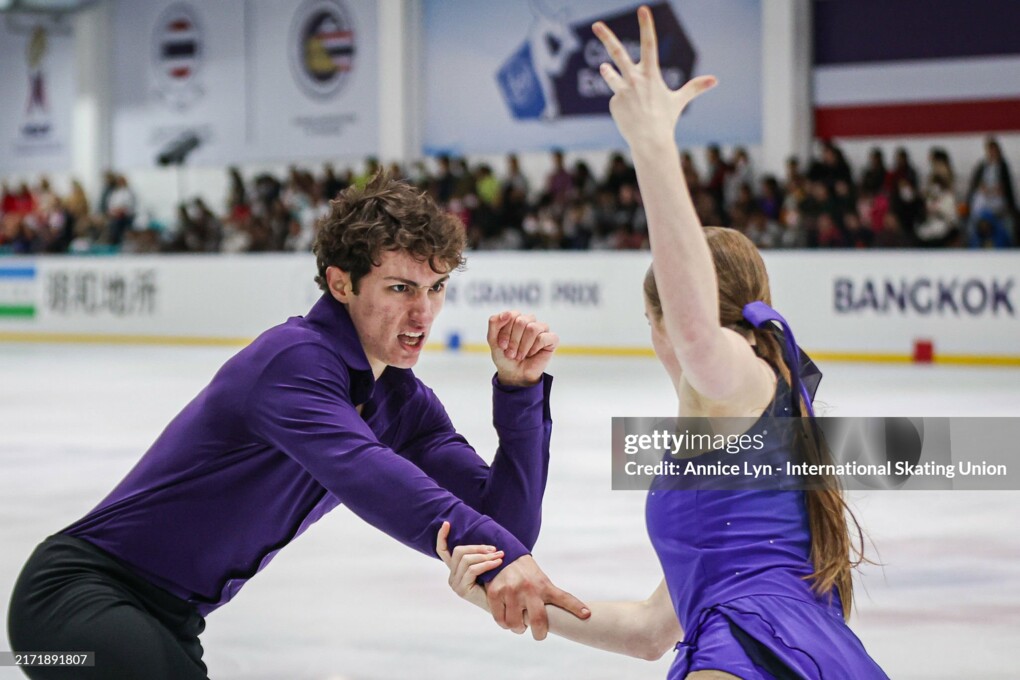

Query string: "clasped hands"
[436, 522, 589, 641]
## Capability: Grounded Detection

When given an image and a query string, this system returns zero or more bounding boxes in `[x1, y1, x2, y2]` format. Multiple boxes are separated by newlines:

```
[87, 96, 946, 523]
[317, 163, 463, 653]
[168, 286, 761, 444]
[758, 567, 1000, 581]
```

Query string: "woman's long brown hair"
[644, 226, 865, 620]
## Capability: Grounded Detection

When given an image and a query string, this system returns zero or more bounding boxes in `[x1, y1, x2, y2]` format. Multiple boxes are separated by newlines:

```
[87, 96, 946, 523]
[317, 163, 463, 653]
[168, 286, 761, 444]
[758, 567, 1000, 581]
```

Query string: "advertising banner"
[110, 0, 380, 168]
[246, 0, 379, 162]
[422, 0, 762, 154]
[0, 13, 75, 174]
[111, 0, 248, 169]
[0, 252, 1015, 363]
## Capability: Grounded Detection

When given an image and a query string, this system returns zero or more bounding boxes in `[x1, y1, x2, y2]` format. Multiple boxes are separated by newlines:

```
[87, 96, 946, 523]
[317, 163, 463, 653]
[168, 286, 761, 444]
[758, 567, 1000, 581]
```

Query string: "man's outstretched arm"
[402, 310, 556, 549]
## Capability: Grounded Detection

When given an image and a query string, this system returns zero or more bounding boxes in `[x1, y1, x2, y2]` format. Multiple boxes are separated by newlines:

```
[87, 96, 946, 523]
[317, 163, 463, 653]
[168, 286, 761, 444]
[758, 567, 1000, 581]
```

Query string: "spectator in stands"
[0, 181, 13, 215]
[832, 178, 857, 227]
[37, 188, 73, 254]
[816, 213, 845, 248]
[860, 147, 887, 195]
[502, 153, 529, 199]
[886, 148, 919, 194]
[966, 137, 1016, 246]
[545, 149, 573, 205]
[890, 176, 924, 244]
[857, 185, 889, 235]
[703, 143, 730, 217]
[561, 199, 595, 250]
[322, 163, 346, 200]
[798, 180, 836, 246]
[730, 181, 756, 220]
[8, 182, 35, 217]
[758, 175, 784, 222]
[34, 177, 58, 215]
[248, 214, 275, 252]
[610, 183, 647, 246]
[5, 137, 1015, 256]
[65, 180, 89, 226]
[69, 215, 104, 254]
[521, 198, 560, 250]
[98, 170, 117, 217]
[253, 172, 282, 213]
[432, 154, 456, 204]
[292, 186, 330, 253]
[282, 167, 315, 219]
[917, 175, 959, 247]
[226, 166, 250, 218]
[743, 209, 781, 249]
[842, 211, 874, 249]
[572, 160, 597, 202]
[785, 156, 804, 192]
[876, 212, 912, 248]
[970, 214, 1012, 248]
[724, 146, 753, 208]
[265, 198, 296, 250]
[927, 147, 956, 194]
[692, 185, 722, 227]
[474, 164, 500, 208]
[220, 212, 253, 254]
[808, 140, 852, 191]
[614, 222, 646, 250]
[3, 214, 37, 254]
[603, 152, 637, 196]
[680, 151, 700, 190]
[105, 175, 136, 246]
[168, 199, 220, 253]
[498, 154, 530, 237]
[454, 157, 477, 199]
[776, 213, 807, 248]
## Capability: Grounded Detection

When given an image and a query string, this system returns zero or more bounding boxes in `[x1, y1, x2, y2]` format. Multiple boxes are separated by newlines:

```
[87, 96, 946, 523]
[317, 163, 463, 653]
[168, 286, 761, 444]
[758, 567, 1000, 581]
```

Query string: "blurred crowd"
[2, 137, 1017, 255]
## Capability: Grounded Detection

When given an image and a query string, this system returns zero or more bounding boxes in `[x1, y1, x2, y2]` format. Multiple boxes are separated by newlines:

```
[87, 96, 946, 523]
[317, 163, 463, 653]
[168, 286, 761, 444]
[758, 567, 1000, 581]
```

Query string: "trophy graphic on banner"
[23, 25, 52, 139]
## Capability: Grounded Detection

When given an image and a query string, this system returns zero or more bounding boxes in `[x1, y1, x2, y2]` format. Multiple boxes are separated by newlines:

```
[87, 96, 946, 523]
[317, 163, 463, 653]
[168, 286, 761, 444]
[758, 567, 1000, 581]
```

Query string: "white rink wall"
[0, 252, 1017, 363]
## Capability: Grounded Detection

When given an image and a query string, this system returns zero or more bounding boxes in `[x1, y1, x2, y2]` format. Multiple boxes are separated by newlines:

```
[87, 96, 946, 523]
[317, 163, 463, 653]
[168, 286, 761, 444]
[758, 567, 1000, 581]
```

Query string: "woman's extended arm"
[437, 523, 681, 661]
[593, 7, 767, 403]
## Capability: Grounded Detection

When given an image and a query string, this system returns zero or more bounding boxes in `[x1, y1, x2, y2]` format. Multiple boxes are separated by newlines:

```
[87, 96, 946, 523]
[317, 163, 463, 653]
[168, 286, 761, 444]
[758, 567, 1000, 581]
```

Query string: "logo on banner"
[0, 266, 38, 320]
[833, 277, 1015, 317]
[496, 1, 695, 121]
[289, 0, 356, 99]
[22, 26, 52, 139]
[152, 3, 204, 110]
[46, 269, 158, 317]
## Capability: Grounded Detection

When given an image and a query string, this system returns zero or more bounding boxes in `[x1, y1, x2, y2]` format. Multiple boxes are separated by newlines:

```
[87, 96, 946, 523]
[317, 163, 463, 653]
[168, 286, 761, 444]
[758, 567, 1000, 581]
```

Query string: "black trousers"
[7, 535, 208, 680]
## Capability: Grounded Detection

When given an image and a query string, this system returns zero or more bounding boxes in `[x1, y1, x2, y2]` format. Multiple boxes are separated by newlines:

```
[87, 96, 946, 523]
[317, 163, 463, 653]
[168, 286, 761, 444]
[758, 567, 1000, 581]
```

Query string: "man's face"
[329, 250, 449, 377]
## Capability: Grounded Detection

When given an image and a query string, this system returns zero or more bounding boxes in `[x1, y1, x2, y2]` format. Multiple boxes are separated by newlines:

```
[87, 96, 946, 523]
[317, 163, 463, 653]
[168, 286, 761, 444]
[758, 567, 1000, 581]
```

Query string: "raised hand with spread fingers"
[592, 7, 716, 151]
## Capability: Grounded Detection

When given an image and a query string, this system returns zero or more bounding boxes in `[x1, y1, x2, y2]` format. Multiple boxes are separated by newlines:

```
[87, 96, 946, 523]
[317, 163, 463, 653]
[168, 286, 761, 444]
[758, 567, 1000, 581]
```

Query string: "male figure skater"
[8, 174, 587, 679]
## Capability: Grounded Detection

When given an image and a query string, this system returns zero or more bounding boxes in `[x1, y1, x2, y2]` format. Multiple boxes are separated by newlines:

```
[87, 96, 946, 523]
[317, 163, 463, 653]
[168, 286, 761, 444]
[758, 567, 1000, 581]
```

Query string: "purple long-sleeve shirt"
[63, 294, 552, 616]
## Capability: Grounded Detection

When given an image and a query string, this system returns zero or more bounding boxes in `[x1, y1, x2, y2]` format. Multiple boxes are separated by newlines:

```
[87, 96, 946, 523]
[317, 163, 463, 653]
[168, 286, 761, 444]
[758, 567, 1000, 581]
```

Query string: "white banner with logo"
[1, 253, 1017, 363]
[110, 0, 379, 168]
[0, 255, 318, 338]
[111, 0, 248, 169]
[421, 0, 762, 155]
[246, 0, 379, 162]
[0, 13, 75, 174]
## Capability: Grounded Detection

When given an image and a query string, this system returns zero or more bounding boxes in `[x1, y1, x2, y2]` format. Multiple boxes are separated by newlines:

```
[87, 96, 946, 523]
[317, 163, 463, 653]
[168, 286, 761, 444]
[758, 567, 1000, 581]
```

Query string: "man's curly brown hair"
[313, 172, 466, 293]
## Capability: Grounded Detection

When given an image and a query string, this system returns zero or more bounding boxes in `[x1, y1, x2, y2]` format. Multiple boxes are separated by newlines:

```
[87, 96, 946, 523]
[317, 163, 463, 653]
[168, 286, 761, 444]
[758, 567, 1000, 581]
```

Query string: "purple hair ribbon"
[741, 301, 815, 418]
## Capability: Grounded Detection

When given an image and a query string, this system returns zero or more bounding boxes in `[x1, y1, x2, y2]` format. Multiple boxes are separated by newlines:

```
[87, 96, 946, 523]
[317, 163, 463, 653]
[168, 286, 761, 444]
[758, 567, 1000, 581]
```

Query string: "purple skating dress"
[645, 370, 889, 679]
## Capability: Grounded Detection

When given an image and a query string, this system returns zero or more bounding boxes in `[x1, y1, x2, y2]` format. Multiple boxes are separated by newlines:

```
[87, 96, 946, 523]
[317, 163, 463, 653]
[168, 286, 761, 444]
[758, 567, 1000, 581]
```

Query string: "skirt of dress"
[668, 594, 889, 680]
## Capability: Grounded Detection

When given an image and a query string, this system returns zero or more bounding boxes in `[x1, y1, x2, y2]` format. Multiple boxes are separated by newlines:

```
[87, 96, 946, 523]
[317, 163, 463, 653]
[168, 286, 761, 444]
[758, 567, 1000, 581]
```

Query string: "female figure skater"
[437, 7, 888, 679]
